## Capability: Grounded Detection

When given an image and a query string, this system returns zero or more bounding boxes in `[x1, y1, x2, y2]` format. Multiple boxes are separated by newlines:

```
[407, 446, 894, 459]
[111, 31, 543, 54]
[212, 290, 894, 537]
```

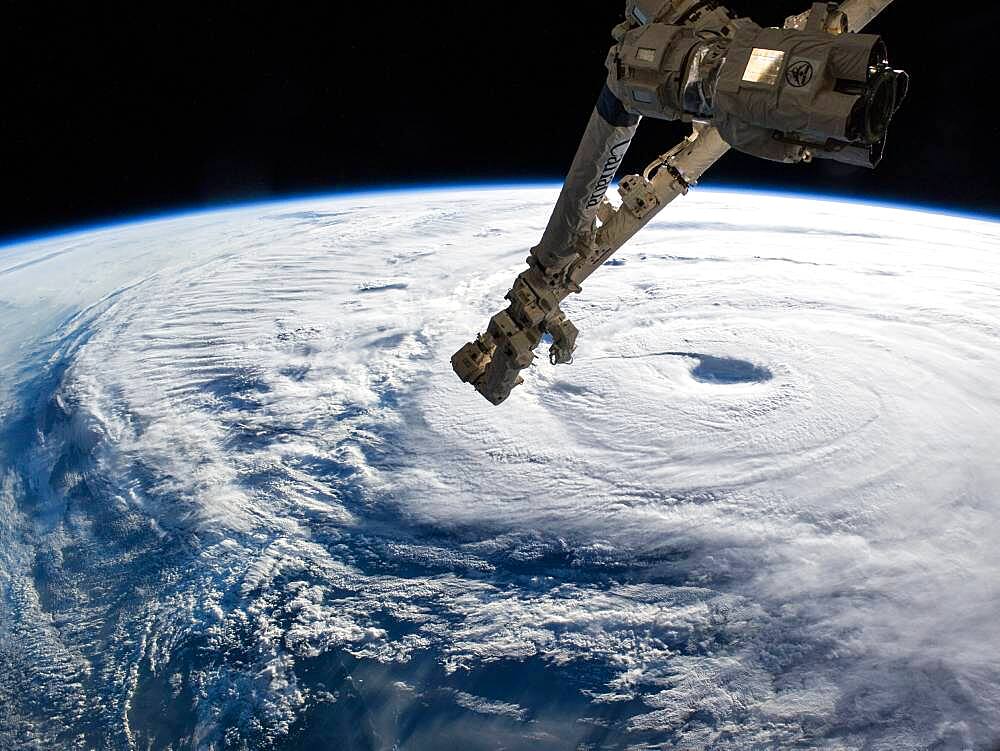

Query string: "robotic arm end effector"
[608, 1, 908, 167]
[710, 20, 909, 167]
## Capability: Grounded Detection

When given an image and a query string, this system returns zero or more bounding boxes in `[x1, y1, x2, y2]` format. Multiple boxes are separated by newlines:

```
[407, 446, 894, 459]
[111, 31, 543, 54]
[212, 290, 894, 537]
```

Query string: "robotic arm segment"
[452, 0, 903, 405]
[785, 4, 849, 34]
[533, 85, 641, 272]
[571, 125, 731, 289]
[838, 0, 896, 32]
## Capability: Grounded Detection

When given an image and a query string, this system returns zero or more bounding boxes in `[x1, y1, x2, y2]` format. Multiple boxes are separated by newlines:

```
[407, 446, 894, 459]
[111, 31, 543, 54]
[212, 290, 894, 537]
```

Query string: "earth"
[1, 186, 998, 750]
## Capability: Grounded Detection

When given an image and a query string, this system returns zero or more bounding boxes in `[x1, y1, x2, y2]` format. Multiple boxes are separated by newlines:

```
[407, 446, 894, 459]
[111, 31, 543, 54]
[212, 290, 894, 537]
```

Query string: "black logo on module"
[586, 139, 633, 209]
[786, 60, 814, 88]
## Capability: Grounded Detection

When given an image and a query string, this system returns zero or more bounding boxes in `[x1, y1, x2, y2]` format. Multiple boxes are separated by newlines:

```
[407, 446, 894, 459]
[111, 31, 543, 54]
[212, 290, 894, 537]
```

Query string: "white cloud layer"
[1, 189, 999, 749]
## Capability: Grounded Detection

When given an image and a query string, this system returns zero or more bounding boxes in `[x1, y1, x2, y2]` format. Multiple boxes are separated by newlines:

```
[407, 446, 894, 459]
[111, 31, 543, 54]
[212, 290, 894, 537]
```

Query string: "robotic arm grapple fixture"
[452, 0, 906, 406]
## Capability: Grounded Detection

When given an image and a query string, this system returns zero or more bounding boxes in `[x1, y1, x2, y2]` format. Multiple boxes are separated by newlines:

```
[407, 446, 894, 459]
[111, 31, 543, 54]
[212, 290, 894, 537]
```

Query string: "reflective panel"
[637, 47, 657, 63]
[743, 48, 785, 85]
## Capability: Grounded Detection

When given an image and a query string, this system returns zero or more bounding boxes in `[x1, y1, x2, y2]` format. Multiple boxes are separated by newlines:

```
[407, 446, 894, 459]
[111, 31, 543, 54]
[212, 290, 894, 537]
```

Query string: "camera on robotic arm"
[609, 1, 910, 167]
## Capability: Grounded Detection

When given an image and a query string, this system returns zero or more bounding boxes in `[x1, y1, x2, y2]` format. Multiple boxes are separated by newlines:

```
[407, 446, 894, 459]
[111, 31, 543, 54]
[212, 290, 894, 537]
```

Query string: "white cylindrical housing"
[534, 85, 640, 270]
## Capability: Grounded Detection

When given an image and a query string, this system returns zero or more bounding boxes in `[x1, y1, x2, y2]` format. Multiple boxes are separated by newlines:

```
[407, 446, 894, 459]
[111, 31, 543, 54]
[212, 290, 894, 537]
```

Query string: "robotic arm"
[452, 0, 907, 405]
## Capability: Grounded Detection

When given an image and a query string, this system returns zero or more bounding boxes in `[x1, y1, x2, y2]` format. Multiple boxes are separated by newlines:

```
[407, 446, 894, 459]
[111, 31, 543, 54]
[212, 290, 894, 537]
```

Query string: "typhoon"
[3, 1, 1000, 750]
[1, 187, 999, 749]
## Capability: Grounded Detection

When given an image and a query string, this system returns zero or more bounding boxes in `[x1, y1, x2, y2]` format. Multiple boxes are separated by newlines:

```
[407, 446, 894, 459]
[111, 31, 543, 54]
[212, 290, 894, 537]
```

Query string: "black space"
[2, 2, 997, 241]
